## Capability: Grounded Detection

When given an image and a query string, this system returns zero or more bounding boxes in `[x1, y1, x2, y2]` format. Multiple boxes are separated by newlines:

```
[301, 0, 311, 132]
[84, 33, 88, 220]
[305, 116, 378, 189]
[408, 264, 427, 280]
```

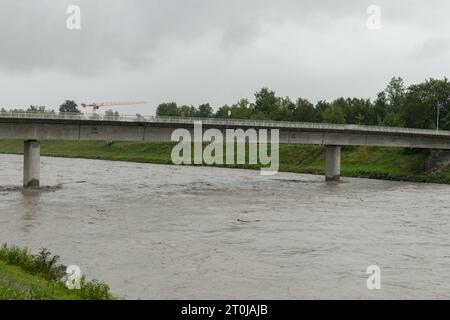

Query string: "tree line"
[156, 77, 450, 130]
[1, 77, 449, 130]
[0, 101, 122, 120]
[0, 100, 80, 115]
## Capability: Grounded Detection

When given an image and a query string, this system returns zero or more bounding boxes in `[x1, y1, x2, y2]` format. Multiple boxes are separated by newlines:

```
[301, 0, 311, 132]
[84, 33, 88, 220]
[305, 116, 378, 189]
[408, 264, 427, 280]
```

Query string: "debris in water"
[237, 219, 261, 223]
[0, 184, 63, 193]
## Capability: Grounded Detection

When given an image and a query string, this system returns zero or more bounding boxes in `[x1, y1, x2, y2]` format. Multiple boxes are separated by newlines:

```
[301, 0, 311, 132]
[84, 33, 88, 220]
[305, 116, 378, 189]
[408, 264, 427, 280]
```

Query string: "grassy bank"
[0, 140, 449, 184]
[0, 244, 114, 300]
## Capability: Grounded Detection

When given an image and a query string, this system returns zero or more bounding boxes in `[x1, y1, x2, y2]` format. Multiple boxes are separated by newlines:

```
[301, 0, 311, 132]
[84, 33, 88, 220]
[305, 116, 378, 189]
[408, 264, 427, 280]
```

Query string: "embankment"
[0, 140, 449, 184]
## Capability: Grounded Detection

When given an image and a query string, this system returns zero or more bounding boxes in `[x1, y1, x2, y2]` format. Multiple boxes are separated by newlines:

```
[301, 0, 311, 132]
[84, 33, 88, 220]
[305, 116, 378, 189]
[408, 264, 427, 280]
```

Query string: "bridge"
[1, 111, 450, 187]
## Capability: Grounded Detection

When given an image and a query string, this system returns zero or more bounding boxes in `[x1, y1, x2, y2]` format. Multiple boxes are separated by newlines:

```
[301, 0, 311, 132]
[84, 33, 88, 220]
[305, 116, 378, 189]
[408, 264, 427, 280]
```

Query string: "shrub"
[0, 243, 115, 300]
[79, 277, 114, 300]
[31, 248, 66, 281]
[0, 244, 65, 281]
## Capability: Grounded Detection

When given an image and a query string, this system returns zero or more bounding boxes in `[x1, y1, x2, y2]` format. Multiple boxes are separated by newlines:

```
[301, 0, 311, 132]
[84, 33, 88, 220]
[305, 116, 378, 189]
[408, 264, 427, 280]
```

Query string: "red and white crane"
[80, 101, 146, 114]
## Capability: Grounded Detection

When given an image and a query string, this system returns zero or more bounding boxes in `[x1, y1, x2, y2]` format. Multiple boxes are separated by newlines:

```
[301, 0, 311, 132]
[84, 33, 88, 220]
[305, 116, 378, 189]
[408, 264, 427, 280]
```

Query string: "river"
[1, 154, 450, 299]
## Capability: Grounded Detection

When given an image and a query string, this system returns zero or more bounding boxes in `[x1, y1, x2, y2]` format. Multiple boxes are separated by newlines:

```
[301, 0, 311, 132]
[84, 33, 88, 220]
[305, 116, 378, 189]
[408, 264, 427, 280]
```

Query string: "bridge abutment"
[325, 145, 341, 182]
[23, 140, 40, 188]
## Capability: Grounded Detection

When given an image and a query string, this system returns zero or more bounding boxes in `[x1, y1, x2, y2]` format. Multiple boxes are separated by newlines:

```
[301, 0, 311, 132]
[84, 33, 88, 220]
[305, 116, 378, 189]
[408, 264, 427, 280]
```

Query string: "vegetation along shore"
[0, 140, 449, 184]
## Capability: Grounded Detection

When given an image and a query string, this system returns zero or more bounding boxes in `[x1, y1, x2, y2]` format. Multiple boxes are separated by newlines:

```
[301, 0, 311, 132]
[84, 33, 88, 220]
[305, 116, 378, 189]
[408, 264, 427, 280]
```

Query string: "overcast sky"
[1, 0, 449, 115]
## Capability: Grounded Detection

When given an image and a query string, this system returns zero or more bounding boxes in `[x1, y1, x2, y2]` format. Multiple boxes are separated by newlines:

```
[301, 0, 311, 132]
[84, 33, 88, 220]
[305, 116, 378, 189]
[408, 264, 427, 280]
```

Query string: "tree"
[28, 105, 47, 112]
[59, 100, 80, 113]
[401, 78, 450, 129]
[273, 97, 295, 121]
[230, 99, 252, 119]
[385, 77, 406, 113]
[196, 103, 213, 118]
[293, 98, 316, 122]
[370, 91, 388, 125]
[215, 105, 232, 118]
[156, 102, 179, 117]
[146, 77, 450, 128]
[325, 97, 367, 125]
[322, 106, 346, 124]
[253, 88, 279, 117]
[382, 112, 405, 127]
[104, 109, 119, 120]
[315, 100, 330, 123]
[179, 105, 196, 117]
[28, 105, 55, 114]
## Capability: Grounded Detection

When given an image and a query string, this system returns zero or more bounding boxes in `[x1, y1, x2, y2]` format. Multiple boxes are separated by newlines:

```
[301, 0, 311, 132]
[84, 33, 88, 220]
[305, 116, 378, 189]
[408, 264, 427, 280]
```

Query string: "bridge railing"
[1, 110, 450, 137]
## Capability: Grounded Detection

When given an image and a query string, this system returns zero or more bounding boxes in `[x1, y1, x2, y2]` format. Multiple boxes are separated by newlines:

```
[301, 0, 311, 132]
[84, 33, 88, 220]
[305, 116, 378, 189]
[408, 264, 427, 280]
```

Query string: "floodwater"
[1, 154, 450, 299]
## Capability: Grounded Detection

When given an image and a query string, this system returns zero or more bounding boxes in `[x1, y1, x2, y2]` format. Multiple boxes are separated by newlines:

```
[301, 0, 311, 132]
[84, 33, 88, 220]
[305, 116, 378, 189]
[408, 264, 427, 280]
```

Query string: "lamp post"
[437, 101, 441, 132]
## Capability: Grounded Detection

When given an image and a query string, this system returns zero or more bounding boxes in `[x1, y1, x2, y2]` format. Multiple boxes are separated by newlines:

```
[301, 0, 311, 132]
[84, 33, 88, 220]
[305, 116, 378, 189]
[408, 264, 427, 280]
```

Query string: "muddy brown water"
[1, 154, 450, 299]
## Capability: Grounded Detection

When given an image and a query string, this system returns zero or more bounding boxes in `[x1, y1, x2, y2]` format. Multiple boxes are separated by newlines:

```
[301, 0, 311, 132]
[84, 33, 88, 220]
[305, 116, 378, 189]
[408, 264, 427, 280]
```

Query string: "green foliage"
[0, 245, 32, 271]
[215, 104, 232, 118]
[6, 76, 430, 127]
[151, 77, 450, 129]
[78, 277, 114, 300]
[230, 99, 252, 119]
[32, 248, 66, 281]
[253, 87, 278, 117]
[385, 77, 406, 113]
[382, 112, 405, 127]
[4, 77, 447, 127]
[156, 102, 179, 117]
[1, 139, 446, 184]
[401, 78, 450, 129]
[0, 244, 114, 300]
[371, 91, 388, 125]
[178, 105, 196, 117]
[59, 100, 80, 113]
[0, 284, 21, 300]
[0, 244, 65, 281]
[157, 102, 213, 118]
[197, 103, 213, 118]
[28, 105, 51, 113]
[294, 98, 316, 122]
[322, 105, 346, 124]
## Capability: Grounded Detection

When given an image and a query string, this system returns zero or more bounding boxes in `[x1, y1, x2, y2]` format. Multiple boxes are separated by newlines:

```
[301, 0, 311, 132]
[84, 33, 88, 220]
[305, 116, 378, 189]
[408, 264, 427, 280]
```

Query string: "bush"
[0, 243, 115, 300]
[0, 244, 65, 281]
[79, 277, 114, 300]
[0, 244, 33, 272]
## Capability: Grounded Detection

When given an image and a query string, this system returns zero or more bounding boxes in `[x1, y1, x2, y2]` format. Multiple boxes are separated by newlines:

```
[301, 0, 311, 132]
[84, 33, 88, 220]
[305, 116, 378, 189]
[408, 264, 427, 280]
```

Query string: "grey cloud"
[0, 0, 367, 73]
[413, 37, 450, 59]
[0, 0, 450, 112]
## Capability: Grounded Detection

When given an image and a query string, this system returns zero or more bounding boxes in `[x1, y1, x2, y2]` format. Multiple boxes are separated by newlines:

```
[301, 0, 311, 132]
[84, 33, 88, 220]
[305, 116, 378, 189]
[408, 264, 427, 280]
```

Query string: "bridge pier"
[325, 145, 341, 182]
[23, 140, 40, 188]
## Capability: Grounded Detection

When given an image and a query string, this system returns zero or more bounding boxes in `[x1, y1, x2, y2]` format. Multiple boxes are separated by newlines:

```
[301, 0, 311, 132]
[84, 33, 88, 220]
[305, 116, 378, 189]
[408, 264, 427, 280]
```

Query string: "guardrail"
[1, 111, 450, 137]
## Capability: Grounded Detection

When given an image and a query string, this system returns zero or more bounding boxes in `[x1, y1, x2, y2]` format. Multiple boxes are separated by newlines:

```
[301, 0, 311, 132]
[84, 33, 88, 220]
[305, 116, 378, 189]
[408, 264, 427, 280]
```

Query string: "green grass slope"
[0, 244, 114, 300]
[0, 140, 449, 184]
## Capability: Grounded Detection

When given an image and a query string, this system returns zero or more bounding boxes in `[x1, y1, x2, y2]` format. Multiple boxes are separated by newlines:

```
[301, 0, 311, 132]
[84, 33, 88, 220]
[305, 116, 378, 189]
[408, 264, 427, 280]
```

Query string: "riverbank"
[0, 260, 76, 299]
[0, 140, 449, 184]
[0, 244, 114, 300]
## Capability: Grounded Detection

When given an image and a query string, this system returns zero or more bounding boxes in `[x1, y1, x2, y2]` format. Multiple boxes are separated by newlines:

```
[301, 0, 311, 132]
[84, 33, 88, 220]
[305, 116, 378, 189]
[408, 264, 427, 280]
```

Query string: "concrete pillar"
[23, 140, 40, 188]
[325, 145, 341, 182]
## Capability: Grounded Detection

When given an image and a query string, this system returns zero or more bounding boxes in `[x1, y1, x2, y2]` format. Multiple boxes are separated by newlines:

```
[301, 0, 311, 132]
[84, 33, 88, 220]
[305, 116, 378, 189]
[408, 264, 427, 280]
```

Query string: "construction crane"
[80, 101, 146, 114]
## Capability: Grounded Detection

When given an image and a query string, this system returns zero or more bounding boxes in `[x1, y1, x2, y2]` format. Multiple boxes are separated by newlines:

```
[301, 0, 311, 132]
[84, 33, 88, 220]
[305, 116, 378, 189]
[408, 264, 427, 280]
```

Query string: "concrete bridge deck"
[1, 112, 449, 186]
